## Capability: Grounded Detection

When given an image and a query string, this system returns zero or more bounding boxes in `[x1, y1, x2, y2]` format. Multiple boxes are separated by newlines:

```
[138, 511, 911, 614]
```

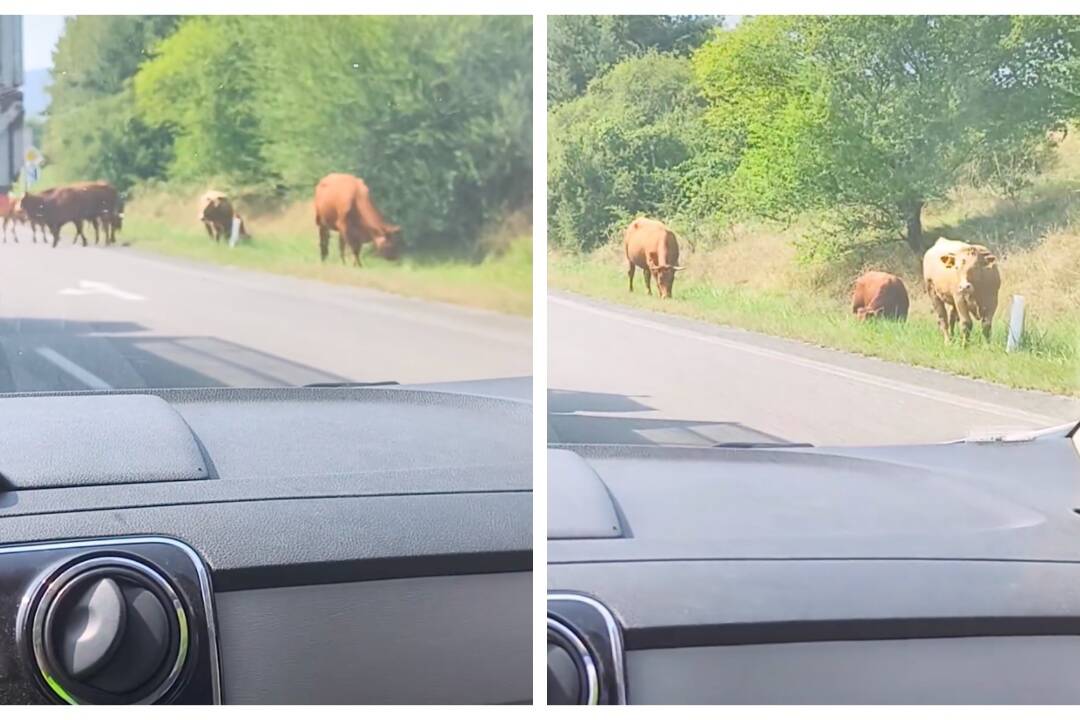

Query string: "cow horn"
[673, 265, 686, 271]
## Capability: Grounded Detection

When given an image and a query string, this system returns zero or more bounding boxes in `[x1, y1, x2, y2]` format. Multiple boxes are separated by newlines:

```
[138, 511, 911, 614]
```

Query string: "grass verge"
[551, 253, 1079, 397]
[120, 189, 532, 316]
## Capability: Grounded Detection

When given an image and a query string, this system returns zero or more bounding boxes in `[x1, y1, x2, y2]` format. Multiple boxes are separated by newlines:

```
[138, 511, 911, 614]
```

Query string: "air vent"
[547, 617, 598, 705]
[27, 556, 188, 704]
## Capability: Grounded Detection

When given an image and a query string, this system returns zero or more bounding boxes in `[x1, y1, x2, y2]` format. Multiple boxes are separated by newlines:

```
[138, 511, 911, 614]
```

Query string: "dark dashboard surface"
[0, 381, 532, 704]
[548, 428, 1080, 704]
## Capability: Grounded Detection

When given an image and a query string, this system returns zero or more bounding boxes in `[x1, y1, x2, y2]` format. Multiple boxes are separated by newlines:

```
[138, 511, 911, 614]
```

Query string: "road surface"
[549, 292, 1080, 447]
[0, 235, 530, 392]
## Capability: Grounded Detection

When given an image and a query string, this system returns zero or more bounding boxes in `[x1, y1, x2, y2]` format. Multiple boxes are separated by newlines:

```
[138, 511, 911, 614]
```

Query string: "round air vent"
[547, 617, 598, 705]
[27, 556, 188, 704]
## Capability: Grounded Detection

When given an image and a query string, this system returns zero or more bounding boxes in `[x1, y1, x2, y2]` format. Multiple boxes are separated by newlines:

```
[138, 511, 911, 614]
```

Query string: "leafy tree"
[134, 16, 264, 185]
[693, 15, 1080, 257]
[43, 16, 179, 190]
[548, 15, 721, 104]
[548, 53, 706, 251]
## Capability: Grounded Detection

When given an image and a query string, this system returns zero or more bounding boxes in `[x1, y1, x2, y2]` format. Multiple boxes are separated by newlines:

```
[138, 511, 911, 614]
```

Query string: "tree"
[134, 16, 265, 185]
[548, 53, 705, 251]
[44, 16, 179, 189]
[548, 15, 721, 104]
[693, 15, 1080, 257]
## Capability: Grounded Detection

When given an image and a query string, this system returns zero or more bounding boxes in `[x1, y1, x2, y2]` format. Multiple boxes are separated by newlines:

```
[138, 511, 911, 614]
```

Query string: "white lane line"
[58, 280, 145, 301]
[34, 347, 113, 390]
[551, 295, 1067, 426]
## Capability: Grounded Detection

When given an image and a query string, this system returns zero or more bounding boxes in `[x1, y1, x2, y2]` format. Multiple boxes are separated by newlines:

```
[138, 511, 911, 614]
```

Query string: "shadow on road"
[548, 388, 792, 447]
[0, 318, 348, 392]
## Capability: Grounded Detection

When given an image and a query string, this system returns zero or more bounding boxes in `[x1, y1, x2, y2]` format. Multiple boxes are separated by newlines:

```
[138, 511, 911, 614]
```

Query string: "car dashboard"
[547, 430, 1080, 704]
[0, 383, 532, 704]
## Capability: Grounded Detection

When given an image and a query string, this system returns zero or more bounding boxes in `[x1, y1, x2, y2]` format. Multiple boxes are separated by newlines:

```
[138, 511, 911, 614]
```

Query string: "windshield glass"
[0, 15, 532, 392]
[547, 14, 1080, 447]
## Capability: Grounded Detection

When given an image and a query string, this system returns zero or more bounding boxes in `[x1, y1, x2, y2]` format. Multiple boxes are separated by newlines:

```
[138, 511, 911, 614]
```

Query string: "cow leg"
[642, 269, 652, 296]
[317, 226, 330, 261]
[91, 218, 100, 245]
[955, 303, 974, 346]
[929, 294, 951, 342]
[627, 262, 635, 292]
[50, 224, 62, 248]
[338, 235, 347, 264]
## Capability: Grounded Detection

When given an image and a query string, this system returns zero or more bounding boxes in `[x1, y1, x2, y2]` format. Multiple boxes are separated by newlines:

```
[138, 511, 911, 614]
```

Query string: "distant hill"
[22, 67, 50, 119]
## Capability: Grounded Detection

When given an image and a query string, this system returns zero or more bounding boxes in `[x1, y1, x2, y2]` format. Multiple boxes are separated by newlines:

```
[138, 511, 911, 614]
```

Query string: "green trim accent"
[42, 672, 78, 705]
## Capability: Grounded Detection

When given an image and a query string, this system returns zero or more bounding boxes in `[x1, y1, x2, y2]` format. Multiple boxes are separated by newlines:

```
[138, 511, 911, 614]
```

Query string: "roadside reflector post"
[1006, 294, 1025, 353]
[229, 216, 241, 248]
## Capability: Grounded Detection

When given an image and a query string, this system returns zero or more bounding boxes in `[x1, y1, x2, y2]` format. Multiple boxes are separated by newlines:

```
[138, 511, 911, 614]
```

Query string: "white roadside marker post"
[1006, 294, 1025, 353]
[229, 215, 241, 248]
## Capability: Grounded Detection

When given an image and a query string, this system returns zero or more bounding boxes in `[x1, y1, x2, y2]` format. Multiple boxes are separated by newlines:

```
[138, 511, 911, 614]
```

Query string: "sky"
[23, 15, 66, 71]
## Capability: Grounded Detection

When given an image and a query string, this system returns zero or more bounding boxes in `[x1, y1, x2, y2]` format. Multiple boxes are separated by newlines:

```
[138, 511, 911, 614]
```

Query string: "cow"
[851, 271, 909, 321]
[199, 191, 249, 243]
[0, 194, 15, 243]
[20, 182, 118, 248]
[68, 181, 121, 245]
[314, 173, 401, 265]
[623, 217, 684, 299]
[923, 237, 1001, 344]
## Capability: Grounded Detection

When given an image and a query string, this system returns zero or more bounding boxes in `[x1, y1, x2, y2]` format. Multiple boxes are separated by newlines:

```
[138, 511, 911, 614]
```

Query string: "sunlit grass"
[551, 253, 1079, 396]
[120, 189, 532, 316]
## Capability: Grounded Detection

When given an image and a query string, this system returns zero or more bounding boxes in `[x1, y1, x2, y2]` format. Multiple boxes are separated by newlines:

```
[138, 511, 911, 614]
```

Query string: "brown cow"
[313, 173, 401, 265]
[624, 217, 684, 299]
[851, 271, 909, 321]
[199, 190, 249, 243]
[20, 182, 120, 247]
[923, 237, 1001, 344]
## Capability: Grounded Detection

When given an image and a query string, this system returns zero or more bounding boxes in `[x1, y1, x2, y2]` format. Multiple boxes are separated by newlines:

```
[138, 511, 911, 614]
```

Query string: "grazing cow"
[314, 173, 401, 265]
[624, 217, 684, 299]
[923, 237, 1001, 344]
[198, 191, 249, 243]
[851, 271, 909, 321]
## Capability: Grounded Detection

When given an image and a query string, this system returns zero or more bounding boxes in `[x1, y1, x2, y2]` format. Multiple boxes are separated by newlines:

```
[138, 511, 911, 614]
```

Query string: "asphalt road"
[549, 292, 1080, 447]
[0, 231, 531, 392]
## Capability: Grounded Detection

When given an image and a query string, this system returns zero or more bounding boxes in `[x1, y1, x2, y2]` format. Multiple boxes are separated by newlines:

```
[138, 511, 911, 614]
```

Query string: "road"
[549, 292, 1080, 447]
[0, 234, 531, 392]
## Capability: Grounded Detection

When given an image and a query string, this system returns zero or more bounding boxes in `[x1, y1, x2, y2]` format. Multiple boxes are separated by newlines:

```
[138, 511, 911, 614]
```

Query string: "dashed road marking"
[34, 347, 113, 390]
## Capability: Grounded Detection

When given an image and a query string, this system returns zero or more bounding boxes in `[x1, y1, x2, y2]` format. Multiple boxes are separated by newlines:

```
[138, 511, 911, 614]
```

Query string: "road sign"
[22, 161, 38, 187]
[23, 145, 41, 166]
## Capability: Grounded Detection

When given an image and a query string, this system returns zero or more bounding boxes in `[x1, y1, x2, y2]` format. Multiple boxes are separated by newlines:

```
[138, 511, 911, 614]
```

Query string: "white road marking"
[34, 347, 113, 390]
[551, 295, 1066, 426]
[58, 280, 145, 301]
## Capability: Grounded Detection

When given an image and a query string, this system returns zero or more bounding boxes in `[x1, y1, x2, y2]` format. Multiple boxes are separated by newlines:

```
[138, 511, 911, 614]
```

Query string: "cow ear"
[983, 254, 996, 267]
[939, 254, 956, 269]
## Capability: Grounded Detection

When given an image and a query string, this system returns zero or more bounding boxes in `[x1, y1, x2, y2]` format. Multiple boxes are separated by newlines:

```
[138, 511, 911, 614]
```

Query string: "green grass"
[551, 254, 1080, 396]
[119, 192, 532, 316]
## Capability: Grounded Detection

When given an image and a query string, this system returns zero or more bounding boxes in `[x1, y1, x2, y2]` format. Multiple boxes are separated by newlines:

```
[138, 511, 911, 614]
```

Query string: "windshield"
[0, 15, 531, 392]
[547, 14, 1080, 447]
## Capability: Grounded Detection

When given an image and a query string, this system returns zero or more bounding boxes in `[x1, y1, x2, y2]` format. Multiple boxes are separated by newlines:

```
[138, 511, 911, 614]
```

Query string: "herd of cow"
[0, 171, 404, 268]
[623, 217, 1003, 345]
[1, 181, 123, 247]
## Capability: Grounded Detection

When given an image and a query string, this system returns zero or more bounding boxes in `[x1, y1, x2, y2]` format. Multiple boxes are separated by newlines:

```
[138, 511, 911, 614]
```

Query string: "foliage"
[43, 16, 532, 256]
[693, 15, 1080, 258]
[548, 15, 721, 104]
[43, 16, 179, 192]
[548, 53, 709, 251]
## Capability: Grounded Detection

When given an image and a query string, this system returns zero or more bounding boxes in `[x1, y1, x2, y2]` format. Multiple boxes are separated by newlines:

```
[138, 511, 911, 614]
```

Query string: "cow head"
[18, 193, 45, 221]
[939, 247, 995, 299]
[374, 224, 403, 260]
[648, 257, 685, 299]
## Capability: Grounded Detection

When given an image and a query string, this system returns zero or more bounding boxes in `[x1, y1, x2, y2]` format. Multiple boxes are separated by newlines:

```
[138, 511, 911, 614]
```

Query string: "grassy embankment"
[551, 139, 1080, 396]
[118, 186, 532, 316]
